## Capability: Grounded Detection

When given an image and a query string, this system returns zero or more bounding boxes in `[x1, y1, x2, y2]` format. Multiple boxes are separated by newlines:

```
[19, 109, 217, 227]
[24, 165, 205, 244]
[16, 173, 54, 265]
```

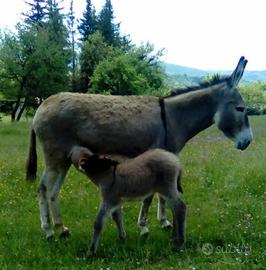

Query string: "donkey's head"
[79, 154, 119, 174]
[216, 56, 253, 150]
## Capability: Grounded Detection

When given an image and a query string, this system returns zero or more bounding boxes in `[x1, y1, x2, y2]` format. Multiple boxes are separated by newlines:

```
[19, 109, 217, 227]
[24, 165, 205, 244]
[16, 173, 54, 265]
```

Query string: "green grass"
[0, 116, 265, 269]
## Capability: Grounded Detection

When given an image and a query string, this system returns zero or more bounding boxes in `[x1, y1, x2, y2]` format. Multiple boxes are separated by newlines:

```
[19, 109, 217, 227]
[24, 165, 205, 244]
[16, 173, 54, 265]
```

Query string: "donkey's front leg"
[169, 195, 187, 251]
[87, 202, 114, 257]
[157, 195, 172, 229]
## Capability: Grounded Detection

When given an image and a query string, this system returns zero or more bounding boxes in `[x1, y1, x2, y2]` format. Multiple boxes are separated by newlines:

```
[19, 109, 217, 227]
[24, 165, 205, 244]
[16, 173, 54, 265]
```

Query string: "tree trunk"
[11, 96, 21, 122]
[16, 97, 28, 121]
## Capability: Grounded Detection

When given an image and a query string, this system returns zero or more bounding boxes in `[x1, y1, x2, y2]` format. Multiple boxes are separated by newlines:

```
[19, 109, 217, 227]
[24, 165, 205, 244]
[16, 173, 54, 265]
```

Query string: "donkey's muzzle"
[236, 139, 251, 151]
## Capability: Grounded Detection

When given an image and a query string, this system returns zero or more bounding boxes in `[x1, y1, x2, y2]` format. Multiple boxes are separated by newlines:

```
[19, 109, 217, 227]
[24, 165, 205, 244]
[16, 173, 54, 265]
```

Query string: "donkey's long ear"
[229, 56, 248, 88]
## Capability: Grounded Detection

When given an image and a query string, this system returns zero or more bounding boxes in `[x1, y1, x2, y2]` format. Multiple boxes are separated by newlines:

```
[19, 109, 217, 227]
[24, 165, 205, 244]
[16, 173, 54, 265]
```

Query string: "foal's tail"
[26, 129, 37, 181]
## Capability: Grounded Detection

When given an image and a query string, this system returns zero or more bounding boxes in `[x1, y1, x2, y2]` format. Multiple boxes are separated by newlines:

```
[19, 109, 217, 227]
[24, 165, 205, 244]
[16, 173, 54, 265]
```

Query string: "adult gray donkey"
[26, 56, 252, 240]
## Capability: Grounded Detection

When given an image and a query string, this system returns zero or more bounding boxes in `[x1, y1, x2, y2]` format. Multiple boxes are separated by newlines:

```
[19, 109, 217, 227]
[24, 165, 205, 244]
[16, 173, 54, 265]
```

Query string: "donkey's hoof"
[119, 232, 126, 241]
[161, 220, 172, 229]
[59, 228, 70, 239]
[139, 226, 149, 236]
[173, 241, 185, 252]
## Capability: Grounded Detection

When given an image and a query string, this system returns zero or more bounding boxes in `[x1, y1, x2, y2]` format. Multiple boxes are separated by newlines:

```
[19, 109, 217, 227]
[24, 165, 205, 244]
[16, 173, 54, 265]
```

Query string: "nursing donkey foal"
[70, 146, 185, 255]
[26, 56, 252, 239]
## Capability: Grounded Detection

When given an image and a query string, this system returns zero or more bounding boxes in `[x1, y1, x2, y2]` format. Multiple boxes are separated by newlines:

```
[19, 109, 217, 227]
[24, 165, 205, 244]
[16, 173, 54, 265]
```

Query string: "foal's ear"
[78, 157, 89, 172]
[229, 56, 248, 88]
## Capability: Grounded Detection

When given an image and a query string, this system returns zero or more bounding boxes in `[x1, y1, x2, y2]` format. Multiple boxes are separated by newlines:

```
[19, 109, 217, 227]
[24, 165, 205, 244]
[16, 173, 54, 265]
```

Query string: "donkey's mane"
[165, 74, 229, 98]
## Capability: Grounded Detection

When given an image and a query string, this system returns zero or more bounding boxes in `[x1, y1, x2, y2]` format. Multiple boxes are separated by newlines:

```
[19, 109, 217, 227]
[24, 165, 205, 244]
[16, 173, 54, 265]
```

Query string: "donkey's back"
[33, 92, 162, 156]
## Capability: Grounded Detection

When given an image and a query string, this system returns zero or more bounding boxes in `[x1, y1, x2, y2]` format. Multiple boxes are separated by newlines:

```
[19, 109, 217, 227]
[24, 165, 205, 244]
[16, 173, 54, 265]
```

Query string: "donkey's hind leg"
[48, 165, 70, 238]
[38, 169, 57, 239]
[38, 163, 70, 239]
[137, 194, 153, 236]
[157, 195, 172, 229]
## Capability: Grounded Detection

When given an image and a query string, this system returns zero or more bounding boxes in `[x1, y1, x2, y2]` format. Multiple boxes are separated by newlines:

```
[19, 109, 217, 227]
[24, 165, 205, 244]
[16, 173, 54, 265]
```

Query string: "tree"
[239, 82, 266, 115]
[90, 44, 165, 95]
[67, 0, 77, 91]
[0, 22, 69, 121]
[23, 0, 48, 28]
[46, 0, 67, 45]
[78, 0, 97, 41]
[0, 26, 36, 121]
[97, 0, 120, 46]
[78, 31, 111, 92]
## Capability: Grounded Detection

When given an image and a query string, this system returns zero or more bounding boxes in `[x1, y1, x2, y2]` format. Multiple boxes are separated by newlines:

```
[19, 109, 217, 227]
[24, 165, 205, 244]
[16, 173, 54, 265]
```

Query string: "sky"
[0, 0, 266, 71]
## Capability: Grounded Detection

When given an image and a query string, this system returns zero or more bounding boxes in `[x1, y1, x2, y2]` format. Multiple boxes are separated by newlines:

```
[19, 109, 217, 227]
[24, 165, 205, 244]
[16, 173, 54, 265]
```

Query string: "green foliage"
[46, 0, 69, 47]
[79, 31, 111, 91]
[0, 25, 37, 99]
[77, 0, 131, 91]
[97, 0, 120, 46]
[0, 24, 69, 99]
[26, 28, 69, 97]
[90, 44, 165, 95]
[0, 19, 70, 120]
[23, 0, 48, 27]
[0, 116, 265, 268]
[78, 0, 98, 41]
[239, 82, 266, 115]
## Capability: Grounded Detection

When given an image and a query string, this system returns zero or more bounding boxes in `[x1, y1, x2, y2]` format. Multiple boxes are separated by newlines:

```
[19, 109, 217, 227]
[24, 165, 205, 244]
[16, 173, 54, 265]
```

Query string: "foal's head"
[215, 56, 253, 150]
[78, 154, 119, 174]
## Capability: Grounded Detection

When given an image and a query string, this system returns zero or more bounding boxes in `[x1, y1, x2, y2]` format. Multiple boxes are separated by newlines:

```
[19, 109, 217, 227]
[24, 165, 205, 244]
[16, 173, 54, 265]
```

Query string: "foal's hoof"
[139, 226, 149, 237]
[59, 228, 70, 239]
[161, 220, 172, 229]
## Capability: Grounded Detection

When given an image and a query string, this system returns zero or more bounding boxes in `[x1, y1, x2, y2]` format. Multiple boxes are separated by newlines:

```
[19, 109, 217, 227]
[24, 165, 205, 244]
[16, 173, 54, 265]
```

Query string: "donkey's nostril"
[237, 139, 251, 151]
[245, 140, 251, 148]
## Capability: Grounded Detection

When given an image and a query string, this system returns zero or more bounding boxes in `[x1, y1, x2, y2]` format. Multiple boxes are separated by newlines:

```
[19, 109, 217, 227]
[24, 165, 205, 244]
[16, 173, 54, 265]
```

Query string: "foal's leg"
[88, 201, 116, 256]
[137, 195, 153, 235]
[112, 207, 126, 240]
[157, 195, 172, 228]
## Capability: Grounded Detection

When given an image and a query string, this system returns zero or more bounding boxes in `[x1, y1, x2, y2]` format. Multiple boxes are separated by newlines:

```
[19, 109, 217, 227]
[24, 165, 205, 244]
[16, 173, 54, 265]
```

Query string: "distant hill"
[164, 63, 266, 85]
[164, 63, 208, 77]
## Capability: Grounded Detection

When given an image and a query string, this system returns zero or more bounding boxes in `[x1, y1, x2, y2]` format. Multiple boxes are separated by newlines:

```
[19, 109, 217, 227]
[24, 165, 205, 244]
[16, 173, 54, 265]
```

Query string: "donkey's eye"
[236, 106, 245, 112]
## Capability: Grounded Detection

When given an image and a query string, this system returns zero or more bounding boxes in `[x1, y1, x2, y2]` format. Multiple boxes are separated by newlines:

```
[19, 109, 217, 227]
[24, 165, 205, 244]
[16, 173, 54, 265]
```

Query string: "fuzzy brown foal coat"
[70, 146, 185, 255]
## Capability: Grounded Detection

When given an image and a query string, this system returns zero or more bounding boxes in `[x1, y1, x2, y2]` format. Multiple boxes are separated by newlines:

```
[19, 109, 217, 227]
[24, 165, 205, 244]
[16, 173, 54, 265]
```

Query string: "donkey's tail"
[26, 129, 37, 181]
[177, 170, 183, 194]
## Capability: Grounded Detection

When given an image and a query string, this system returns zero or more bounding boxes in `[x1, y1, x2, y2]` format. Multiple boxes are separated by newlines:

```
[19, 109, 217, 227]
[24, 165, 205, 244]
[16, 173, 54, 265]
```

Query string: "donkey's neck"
[165, 87, 221, 152]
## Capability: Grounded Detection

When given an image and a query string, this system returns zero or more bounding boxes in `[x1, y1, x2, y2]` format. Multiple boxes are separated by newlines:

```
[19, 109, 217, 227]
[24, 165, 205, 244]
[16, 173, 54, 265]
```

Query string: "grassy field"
[0, 116, 265, 270]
